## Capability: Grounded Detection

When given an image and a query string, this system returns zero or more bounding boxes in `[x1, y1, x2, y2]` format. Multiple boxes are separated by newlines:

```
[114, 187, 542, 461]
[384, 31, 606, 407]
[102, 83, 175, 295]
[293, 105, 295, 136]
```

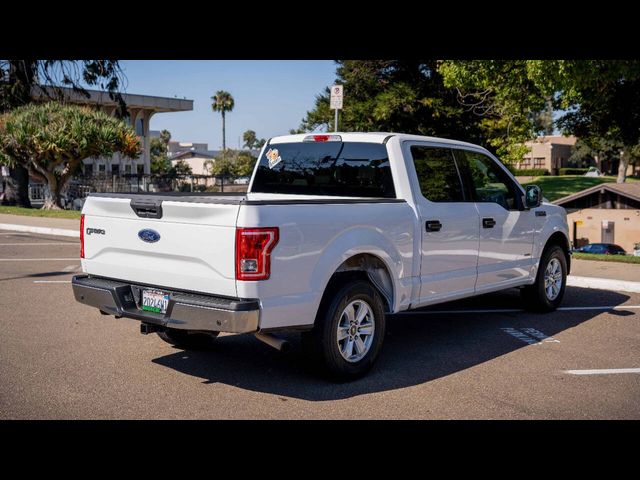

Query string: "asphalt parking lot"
[1, 228, 639, 419]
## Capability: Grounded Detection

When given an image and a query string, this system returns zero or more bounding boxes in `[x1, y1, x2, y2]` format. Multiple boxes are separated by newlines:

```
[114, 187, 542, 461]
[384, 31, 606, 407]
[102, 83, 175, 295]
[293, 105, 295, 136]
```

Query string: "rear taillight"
[80, 214, 85, 259]
[235, 227, 279, 281]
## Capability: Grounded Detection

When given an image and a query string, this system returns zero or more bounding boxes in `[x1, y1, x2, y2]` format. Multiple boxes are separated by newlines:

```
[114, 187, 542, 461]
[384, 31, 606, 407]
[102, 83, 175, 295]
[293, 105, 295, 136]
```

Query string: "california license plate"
[141, 289, 170, 314]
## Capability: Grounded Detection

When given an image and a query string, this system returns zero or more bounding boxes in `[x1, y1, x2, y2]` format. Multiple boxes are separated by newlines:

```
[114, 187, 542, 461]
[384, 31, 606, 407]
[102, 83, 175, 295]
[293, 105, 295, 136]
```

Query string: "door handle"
[425, 220, 442, 232]
[482, 217, 496, 228]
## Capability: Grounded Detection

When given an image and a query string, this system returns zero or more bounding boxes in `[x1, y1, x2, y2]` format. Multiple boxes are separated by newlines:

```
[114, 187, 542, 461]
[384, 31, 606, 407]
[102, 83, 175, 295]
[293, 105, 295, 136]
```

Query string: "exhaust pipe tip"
[254, 332, 291, 353]
[280, 340, 292, 354]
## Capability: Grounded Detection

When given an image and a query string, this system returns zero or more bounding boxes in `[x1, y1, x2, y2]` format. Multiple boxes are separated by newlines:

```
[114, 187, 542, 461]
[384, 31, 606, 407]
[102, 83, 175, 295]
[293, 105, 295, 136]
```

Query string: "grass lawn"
[573, 252, 640, 264]
[521, 176, 640, 202]
[0, 205, 81, 219]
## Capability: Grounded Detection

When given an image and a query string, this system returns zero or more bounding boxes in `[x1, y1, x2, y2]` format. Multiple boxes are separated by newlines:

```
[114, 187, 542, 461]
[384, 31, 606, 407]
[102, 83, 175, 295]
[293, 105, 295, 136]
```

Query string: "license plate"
[141, 289, 170, 314]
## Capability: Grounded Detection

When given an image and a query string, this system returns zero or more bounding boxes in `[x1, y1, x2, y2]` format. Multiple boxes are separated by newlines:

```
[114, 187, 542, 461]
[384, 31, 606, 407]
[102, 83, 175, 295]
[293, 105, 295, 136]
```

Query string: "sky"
[118, 60, 337, 149]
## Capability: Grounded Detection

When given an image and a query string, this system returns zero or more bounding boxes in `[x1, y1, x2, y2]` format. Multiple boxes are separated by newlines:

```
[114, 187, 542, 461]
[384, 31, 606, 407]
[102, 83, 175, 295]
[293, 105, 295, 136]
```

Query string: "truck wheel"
[303, 280, 386, 380]
[521, 245, 567, 312]
[157, 329, 218, 350]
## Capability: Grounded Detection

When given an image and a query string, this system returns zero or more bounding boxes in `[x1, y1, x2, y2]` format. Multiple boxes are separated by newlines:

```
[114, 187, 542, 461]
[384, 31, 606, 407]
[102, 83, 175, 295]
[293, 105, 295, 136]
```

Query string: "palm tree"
[211, 91, 234, 153]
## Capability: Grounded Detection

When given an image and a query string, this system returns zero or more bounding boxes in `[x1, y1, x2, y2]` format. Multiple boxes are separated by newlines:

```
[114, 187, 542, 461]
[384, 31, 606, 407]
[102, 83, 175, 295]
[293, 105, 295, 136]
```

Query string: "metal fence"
[26, 174, 250, 210]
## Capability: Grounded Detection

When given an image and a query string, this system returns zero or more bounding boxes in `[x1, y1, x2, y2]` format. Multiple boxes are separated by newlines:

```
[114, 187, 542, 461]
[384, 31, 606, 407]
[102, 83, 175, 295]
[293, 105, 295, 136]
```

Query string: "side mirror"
[525, 185, 542, 209]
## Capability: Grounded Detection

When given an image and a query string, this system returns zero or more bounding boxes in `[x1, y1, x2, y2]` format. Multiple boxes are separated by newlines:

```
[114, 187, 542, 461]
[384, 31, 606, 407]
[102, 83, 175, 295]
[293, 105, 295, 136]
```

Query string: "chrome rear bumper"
[72, 275, 259, 333]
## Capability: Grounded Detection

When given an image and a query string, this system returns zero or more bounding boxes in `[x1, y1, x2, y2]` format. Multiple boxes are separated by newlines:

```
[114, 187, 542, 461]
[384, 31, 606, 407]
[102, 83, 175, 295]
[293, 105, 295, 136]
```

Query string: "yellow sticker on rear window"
[266, 148, 282, 169]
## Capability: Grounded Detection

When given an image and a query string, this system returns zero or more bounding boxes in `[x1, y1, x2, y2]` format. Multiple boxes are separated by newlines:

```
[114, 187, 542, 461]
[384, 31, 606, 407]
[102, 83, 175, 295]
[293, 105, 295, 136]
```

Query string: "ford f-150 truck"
[73, 133, 570, 379]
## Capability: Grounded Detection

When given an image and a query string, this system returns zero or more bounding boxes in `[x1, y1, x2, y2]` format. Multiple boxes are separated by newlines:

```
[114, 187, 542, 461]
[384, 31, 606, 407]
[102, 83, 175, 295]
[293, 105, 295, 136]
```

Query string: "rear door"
[404, 143, 480, 305]
[454, 149, 536, 292]
[81, 195, 240, 297]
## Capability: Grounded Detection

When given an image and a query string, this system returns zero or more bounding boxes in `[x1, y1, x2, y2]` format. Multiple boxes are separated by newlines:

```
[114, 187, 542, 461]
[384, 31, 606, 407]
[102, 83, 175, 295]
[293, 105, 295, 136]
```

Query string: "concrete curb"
[0, 223, 79, 238]
[567, 275, 640, 294]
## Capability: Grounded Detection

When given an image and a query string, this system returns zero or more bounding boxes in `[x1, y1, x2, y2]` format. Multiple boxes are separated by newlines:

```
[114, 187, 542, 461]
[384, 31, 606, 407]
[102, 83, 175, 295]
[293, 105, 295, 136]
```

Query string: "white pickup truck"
[73, 133, 570, 379]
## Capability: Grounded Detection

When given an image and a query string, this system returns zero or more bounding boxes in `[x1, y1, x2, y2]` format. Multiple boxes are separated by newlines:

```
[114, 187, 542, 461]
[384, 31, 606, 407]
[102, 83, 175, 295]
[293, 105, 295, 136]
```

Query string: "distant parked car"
[234, 177, 250, 185]
[573, 243, 627, 255]
[584, 167, 603, 177]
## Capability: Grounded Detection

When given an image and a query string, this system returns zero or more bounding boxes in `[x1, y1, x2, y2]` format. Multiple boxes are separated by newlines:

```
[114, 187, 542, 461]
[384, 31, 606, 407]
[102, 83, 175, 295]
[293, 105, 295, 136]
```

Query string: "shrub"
[508, 167, 549, 176]
[559, 168, 589, 175]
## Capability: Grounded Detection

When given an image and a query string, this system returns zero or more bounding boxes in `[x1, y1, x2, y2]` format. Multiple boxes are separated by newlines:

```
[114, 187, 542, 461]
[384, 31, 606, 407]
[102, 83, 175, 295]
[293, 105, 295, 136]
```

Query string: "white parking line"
[0, 242, 78, 246]
[33, 280, 71, 284]
[0, 258, 78, 261]
[398, 305, 640, 315]
[564, 368, 640, 375]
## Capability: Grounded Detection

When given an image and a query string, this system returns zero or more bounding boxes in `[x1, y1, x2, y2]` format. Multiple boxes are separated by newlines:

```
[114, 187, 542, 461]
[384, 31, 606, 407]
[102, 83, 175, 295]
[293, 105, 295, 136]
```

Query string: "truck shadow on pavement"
[152, 286, 633, 401]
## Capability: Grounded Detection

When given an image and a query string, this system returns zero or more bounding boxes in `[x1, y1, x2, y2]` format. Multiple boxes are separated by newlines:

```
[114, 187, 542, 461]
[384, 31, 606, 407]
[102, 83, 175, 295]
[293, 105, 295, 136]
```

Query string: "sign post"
[330, 85, 343, 132]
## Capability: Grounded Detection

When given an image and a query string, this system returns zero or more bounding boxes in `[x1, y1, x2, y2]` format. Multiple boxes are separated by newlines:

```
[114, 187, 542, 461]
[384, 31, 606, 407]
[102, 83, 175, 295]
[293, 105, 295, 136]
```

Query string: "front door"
[454, 149, 536, 293]
[405, 144, 480, 306]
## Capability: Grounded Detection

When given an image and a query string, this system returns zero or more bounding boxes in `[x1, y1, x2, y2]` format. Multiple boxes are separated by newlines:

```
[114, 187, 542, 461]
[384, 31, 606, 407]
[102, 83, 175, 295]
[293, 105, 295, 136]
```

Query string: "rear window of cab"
[251, 142, 396, 198]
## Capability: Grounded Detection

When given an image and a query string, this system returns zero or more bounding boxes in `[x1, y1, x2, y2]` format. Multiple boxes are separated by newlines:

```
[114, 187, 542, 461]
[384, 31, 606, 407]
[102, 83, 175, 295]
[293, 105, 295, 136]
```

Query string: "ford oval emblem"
[138, 229, 161, 243]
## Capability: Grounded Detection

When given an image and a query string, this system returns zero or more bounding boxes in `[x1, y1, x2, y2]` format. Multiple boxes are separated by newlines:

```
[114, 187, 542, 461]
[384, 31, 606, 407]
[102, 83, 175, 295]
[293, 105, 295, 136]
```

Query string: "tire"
[521, 245, 567, 312]
[302, 280, 386, 381]
[157, 328, 218, 350]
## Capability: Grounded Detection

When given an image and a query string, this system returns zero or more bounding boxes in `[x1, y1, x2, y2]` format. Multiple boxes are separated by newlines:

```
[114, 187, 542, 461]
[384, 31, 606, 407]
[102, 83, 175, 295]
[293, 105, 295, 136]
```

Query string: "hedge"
[559, 168, 589, 175]
[508, 168, 550, 177]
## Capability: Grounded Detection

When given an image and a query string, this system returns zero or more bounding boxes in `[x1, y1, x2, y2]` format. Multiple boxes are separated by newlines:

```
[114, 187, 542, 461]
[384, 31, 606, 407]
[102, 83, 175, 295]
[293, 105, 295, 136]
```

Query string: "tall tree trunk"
[1, 61, 38, 208]
[1, 164, 32, 207]
[41, 172, 63, 210]
[222, 110, 226, 153]
[617, 149, 629, 183]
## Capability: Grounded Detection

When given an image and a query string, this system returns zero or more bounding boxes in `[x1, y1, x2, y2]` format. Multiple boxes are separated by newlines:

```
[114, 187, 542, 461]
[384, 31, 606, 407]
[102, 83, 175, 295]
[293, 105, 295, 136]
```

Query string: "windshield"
[251, 141, 396, 198]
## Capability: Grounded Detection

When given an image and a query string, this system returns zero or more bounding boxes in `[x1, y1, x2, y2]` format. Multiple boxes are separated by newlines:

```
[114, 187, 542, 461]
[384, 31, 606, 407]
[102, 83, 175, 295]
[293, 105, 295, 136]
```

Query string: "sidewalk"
[571, 258, 640, 282]
[0, 213, 79, 237]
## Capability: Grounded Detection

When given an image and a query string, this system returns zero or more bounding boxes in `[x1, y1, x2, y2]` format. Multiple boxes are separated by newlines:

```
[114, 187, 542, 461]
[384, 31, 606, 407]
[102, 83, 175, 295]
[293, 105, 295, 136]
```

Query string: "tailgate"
[81, 195, 240, 297]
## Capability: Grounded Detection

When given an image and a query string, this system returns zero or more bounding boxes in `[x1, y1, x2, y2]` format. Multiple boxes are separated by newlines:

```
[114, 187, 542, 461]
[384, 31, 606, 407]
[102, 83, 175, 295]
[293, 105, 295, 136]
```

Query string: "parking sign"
[330, 85, 343, 109]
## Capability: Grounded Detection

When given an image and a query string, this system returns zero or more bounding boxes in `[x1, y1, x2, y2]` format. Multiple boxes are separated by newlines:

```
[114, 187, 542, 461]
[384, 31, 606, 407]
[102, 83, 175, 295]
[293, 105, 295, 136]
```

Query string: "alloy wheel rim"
[337, 300, 375, 363]
[544, 258, 563, 300]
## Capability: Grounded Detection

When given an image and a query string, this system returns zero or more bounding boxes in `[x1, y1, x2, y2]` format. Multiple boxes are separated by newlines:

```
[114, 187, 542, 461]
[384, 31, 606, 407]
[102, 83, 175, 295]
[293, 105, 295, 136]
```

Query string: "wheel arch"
[319, 253, 395, 316]
[544, 231, 572, 274]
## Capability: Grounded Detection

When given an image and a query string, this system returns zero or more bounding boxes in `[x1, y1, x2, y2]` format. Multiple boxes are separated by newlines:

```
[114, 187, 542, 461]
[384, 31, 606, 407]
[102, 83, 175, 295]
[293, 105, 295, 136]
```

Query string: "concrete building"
[554, 183, 640, 253]
[168, 141, 209, 155]
[38, 87, 193, 175]
[517, 135, 577, 175]
[170, 149, 221, 175]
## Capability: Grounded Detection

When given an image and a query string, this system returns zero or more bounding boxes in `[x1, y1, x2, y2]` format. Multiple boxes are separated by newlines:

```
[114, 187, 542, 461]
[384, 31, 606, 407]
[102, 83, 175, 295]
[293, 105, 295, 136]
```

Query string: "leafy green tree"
[0, 102, 140, 209]
[234, 150, 257, 176]
[243, 129, 257, 149]
[439, 60, 640, 181]
[211, 91, 234, 152]
[206, 149, 256, 177]
[207, 156, 234, 177]
[150, 129, 172, 174]
[170, 159, 192, 176]
[297, 61, 487, 147]
[0, 60, 127, 207]
[438, 60, 548, 164]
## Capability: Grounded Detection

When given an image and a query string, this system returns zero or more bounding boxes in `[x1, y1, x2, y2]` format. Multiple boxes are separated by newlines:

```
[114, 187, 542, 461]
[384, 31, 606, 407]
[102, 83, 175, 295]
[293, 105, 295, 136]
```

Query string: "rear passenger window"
[251, 142, 396, 198]
[410, 146, 464, 202]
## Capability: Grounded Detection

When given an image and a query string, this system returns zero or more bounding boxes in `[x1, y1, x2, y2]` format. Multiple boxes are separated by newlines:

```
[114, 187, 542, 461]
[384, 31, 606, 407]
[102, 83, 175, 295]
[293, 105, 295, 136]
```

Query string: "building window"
[84, 164, 93, 176]
[111, 164, 120, 175]
[137, 164, 144, 174]
[124, 164, 132, 174]
[98, 164, 106, 173]
[534, 157, 545, 168]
